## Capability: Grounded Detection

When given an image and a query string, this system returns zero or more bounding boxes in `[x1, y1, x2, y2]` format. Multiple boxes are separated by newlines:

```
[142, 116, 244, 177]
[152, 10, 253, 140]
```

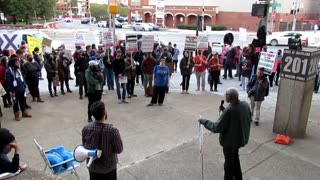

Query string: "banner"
[184, 36, 198, 51]
[101, 31, 113, 48]
[257, 52, 277, 75]
[75, 33, 85, 47]
[26, 36, 42, 54]
[126, 34, 138, 53]
[156, 0, 165, 19]
[141, 35, 154, 52]
[197, 36, 208, 51]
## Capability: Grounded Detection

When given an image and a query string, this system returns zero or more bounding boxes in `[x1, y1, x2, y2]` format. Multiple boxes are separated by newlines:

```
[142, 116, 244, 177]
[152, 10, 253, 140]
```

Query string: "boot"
[22, 111, 32, 118]
[37, 97, 44, 103]
[14, 112, 20, 121]
[50, 93, 54, 97]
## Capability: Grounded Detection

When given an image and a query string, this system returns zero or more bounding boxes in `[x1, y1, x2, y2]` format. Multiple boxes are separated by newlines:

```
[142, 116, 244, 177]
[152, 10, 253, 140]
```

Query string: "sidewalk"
[2, 70, 320, 180]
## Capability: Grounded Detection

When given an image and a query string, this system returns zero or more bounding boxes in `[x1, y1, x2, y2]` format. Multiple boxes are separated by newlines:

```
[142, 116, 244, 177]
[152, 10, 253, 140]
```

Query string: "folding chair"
[33, 139, 80, 180]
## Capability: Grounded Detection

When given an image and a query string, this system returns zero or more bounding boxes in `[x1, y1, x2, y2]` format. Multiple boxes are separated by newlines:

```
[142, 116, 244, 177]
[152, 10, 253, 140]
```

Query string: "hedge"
[176, 25, 227, 31]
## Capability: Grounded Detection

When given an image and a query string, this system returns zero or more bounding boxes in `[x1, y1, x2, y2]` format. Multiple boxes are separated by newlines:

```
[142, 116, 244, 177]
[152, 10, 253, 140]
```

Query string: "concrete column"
[273, 48, 320, 138]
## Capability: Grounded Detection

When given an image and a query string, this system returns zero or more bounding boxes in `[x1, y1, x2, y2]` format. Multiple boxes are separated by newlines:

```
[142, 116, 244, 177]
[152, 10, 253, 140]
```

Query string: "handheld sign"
[141, 35, 154, 52]
[27, 36, 42, 54]
[101, 31, 113, 48]
[126, 34, 138, 53]
[257, 52, 277, 75]
[185, 36, 198, 51]
[75, 33, 85, 48]
[197, 36, 208, 51]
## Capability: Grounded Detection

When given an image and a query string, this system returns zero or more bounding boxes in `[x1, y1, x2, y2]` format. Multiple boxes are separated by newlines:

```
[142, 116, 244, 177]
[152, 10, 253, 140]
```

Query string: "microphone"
[219, 100, 225, 113]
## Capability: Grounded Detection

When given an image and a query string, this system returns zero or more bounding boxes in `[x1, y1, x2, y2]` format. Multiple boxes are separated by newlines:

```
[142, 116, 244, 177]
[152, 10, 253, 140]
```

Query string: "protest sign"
[185, 36, 198, 51]
[101, 31, 113, 48]
[197, 36, 208, 51]
[257, 52, 277, 75]
[141, 35, 154, 52]
[75, 33, 85, 47]
[27, 36, 42, 54]
[126, 34, 138, 53]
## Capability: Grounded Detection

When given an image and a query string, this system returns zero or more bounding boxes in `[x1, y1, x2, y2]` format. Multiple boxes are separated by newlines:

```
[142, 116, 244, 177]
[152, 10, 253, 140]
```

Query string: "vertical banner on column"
[101, 31, 113, 49]
[126, 34, 138, 53]
[75, 32, 85, 48]
[141, 35, 154, 52]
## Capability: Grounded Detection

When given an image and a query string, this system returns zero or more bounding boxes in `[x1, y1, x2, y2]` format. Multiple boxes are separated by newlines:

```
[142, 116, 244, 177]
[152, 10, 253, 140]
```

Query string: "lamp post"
[202, 0, 204, 31]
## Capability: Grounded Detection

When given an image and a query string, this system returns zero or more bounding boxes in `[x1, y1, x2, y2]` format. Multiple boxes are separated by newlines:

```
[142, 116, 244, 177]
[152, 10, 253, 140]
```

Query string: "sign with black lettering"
[281, 49, 320, 82]
[257, 52, 277, 75]
[185, 36, 198, 51]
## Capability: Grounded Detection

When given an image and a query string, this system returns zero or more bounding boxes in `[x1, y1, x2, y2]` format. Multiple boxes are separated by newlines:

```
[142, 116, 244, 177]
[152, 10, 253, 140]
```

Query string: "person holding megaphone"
[82, 101, 123, 180]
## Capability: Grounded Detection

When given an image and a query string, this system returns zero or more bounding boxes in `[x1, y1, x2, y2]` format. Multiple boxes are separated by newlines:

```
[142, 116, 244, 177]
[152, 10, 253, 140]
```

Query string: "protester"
[0, 128, 27, 174]
[113, 50, 128, 104]
[167, 42, 175, 56]
[85, 61, 104, 122]
[241, 54, 252, 91]
[125, 54, 137, 98]
[199, 88, 251, 180]
[6, 55, 32, 121]
[44, 53, 58, 97]
[208, 52, 222, 92]
[141, 52, 157, 97]
[194, 50, 207, 91]
[73, 46, 82, 86]
[32, 47, 44, 80]
[179, 51, 194, 94]
[223, 47, 236, 79]
[0, 56, 12, 107]
[74, 50, 88, 99]
[82, 101, 123, 180]
[247, 67, 269, 126]
[103, 48, 114, 90]
[234, 46, 241, 78]
[61, 51, 73, 93]
[274, 49, 283, 86]
[23, 55, 43, 102]
[134, 47, 144, 84]
[147, 59, 170, 106]
[172, 44, 180, 72]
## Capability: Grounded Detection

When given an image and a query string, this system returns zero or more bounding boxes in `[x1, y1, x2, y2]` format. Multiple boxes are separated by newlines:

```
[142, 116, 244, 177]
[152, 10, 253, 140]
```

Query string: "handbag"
[147, 86, 154, 97]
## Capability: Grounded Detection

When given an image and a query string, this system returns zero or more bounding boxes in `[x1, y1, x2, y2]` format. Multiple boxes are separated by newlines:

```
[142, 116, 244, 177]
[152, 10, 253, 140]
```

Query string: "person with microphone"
[199, 88, 251, 180]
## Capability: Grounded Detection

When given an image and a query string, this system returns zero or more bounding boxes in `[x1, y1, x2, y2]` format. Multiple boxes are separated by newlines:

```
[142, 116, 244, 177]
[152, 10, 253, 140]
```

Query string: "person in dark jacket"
[141, 52, 157, 96]
[125, 54, 137, 98]
[0, 56, 12, 107]
[179, 51, 194, 94]
[247, 67, 269, 126]
[113, 50, 128, 104]
[85, 61, 104, 122]
[223, 47, 236, 79]
[23, 55, 43, 103]
[134, 47, 144, 84]
[199, 88, 251, 180]
[241, 54, 252, 91]
[74, 50, 88, 99]
[0, 128, 26, 174]
[33, 47, 44, 80]
[6, 55, 32, 121]
[103, 48, 114, 90]
[44, 53, 58, 97]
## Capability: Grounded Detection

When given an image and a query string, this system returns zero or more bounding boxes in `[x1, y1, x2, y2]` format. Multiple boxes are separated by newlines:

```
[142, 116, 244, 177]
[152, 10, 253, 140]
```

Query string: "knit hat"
[0, 128, 15, 152]
[89, 60, 98, 66]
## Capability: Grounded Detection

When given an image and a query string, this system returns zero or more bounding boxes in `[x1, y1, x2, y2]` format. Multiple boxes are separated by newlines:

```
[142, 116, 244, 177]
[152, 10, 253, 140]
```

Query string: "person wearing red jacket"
[0, 56, 12, 108]
[194, 51, 207, 91]
[208, 53, 222, 92]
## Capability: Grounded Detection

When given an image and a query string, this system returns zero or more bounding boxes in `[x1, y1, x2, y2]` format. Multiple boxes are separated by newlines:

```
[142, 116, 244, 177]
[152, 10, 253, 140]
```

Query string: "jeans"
[13, 90, 26, 113]
[275, 65, 281, 85]
[151, 86, 166, 104]
[210, 71, 220, 90]
[223, 147, 242, 180]
[87, 91, 102, 121]
[268, 73, 275, 87]
[115, 76, 126, 100]
[105, 68, 114, 90]
[224, 60, 233, 79]
[195, 71, 206, 90]
[26, 77, 40, 98]
[182, 75, 191, 91]
[241, 76, 249, 91]
[78, 72, 86, 97]
[47, 78, 57, 95]
[250, 96, 262, 121]
[89, 169, 117, 180]
[143, 74, 153, 94]
[173, 60, 178, 72]
[2, 83, 12, 106]
[127, 76, 135, 95]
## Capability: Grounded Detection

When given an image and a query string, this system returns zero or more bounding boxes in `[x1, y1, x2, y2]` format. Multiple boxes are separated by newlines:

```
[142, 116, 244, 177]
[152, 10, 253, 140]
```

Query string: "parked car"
[81, 18, 90, 24]
[64, 17, 72, 23]
[267, 32, 305, 46]
[106, 19, 122, 28]
[132, 23, 152, 31]
[97, 21, 107, 27]
[148, 23, 159, 31]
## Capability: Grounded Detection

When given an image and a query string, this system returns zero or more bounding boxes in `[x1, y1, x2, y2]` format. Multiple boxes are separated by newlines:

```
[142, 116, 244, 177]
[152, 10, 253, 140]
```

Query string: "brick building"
[128, 0, 320, 31]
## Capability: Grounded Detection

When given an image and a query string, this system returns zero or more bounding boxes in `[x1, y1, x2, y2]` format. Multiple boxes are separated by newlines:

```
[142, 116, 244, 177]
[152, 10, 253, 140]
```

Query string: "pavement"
[1, 67, 320, 180]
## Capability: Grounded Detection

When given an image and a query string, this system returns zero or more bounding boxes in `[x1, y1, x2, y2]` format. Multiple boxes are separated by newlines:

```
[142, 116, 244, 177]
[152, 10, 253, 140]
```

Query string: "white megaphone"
[74, 145, 102, 167]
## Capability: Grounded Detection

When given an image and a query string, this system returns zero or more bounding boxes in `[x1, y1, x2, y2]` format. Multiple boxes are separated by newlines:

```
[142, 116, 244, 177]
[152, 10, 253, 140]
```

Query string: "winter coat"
[180, 57, 194, 76]
[247, 74, 269, 101]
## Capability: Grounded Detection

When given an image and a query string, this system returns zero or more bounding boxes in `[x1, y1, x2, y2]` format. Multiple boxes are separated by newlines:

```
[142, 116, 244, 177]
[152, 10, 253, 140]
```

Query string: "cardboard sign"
[126, 34, 138, 53]
[75, 33, 85, 47]
[101, 31, 113, 48]
[26, 36, 42, 54]
[185, 36, 198, 51]
[239, 27, 247, 42]
[42, 37, 52, 47]
[257, 52, 277, 75]
[197, 36, 208, 51]
[141, 35, 154, 52]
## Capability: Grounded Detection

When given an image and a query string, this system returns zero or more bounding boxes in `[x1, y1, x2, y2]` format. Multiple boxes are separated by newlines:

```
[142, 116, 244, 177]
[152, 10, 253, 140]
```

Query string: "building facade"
[128, 0, 320, 31]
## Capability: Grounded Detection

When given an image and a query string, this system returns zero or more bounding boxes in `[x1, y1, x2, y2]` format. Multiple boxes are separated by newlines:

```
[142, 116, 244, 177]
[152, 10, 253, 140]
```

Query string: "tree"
[119, 6, 128, 17]
[70, 0, 78, 14]
[90, 3, 108, 21]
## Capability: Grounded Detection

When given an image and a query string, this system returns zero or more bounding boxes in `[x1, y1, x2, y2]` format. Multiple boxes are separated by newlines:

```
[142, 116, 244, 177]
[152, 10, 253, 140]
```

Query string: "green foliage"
[119, 6, 128, 17]
[71, 0, 78, 14]
[177, 25, 227, 31]
[90, 3, 108, 21]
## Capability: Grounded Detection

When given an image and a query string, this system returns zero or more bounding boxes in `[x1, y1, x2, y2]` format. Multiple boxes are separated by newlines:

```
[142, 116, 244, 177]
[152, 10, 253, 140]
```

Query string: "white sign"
[156, 0, 165, 19]
[258, 52, 277, 75]
[239, 27, 247, 42]
[126, 34, 138, 53]
[101, 31, 113, 48]
[184, 36, 198, 51]
[197, 36, 208, 51]
[141, 35, 154, 52]
[74, 33, 85, 47]
[199, 124, 204, 154]
[206, 26, 212, 32]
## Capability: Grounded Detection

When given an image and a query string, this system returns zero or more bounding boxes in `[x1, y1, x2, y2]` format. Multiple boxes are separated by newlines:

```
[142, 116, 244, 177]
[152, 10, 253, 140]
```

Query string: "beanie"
[0, 128, 15, 152]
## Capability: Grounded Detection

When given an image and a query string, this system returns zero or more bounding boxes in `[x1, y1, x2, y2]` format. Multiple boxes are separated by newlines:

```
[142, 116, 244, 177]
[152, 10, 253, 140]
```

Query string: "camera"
[288, 35, 302, 50]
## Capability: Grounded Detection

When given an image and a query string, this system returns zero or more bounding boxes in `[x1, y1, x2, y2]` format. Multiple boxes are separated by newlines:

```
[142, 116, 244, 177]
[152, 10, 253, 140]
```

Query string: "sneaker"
[122, 100, 129, 104]
[158, 103, 163, 106]
[186, 91, 189, 94]
[118, 100, 122, 104]
[80, 96, 83, 99]
[102, 92, 106, 95]
[132, 94, 137, 97]
[270, 87, 274, 90]
[214, 89, 218, 92]
[210, 89, 214, 92]
[254, 121, 259, 126]
[181, 91, 185, 94]
[128, 94, 131, 99]
[67, 90, 72, 93]
[147, 103, 154, 106]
